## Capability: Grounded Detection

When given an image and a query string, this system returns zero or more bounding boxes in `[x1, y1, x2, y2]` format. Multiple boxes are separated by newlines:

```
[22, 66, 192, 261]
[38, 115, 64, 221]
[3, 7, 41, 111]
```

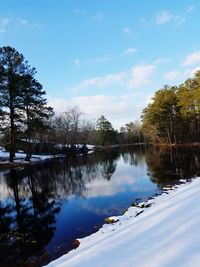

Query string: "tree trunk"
[9, 104, 15, 162]
[167, 129, 172, 145]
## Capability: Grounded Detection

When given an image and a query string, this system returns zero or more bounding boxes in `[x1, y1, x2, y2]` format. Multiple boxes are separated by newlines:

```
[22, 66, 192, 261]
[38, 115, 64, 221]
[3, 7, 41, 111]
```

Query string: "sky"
[0, 0, 200, 129]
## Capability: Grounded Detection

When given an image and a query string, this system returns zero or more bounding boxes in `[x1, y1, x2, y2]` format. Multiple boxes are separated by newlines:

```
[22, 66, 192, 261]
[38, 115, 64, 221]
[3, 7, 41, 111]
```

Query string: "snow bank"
[0, 151, 60, 162]
[0, 144, 95, 164]
[47, 178, 200, 267]
[0, 151, 68, 165]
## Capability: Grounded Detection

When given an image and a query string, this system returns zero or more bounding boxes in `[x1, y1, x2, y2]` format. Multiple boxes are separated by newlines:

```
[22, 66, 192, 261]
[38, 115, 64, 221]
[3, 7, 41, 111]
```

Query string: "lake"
[0, 146, 200, 267]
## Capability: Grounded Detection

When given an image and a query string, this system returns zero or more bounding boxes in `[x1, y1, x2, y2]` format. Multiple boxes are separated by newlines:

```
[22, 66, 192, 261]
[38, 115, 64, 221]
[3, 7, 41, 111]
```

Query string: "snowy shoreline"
[47, 177, 200, 267]
[0, 145, 95, 169]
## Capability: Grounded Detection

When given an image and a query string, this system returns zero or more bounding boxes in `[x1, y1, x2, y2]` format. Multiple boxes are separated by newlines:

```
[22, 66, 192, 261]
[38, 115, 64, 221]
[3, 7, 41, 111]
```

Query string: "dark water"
[0, 146, 200, 267]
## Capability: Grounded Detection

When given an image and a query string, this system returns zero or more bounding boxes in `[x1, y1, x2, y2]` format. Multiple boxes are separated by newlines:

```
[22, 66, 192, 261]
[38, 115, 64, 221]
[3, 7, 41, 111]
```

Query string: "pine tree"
[0, 46, 54, 161]
[0, 46, 34, 162]
[21, 74, 54, 160]
[141, 70, 200, 144]
[96, 115, 116, 145]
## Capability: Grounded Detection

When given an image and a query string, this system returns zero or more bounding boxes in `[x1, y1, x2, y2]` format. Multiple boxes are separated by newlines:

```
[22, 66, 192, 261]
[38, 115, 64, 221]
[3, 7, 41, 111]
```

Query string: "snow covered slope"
[47, 178, 200, 267]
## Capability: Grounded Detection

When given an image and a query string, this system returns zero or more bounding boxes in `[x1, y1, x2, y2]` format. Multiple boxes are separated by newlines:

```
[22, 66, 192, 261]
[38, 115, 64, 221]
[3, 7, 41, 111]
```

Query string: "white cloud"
[164, 70, 180, 81]
[49, 94, 128, 119]
[189, 66, 200, 77]
[74, 58, 80, 66]
[155, 11, 172, 24]
[123, 26, 134, 37]
[70, 63, 156, 93]
[16, 17, 41, 29]
[0, 17, 41, 34]
[91, 14, 104, 21]
[155, 10, 187, 27]
[128, 64, 156, 88]
[0, 17, 10, 35]
[122, 48, 137, 55]
[73, 95, 128, 116]
[186, 6, 194, 13]
[48, 93, 150, 129]
[154, 57, 172, 64]
[183, 50, 200, 66]
[71, 72, 126, 92]
[61, 63, 156, 128]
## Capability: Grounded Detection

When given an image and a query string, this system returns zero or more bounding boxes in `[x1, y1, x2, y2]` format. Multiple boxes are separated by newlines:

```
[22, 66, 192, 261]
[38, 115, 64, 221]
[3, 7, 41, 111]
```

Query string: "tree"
[51, 106, 84, 147]
[0, 46, 35, 162]
[0, 46, 53, 161]
[141, 86, 179, 144]
[177, 74, 200, 142]
[120, 121, 142, 144]
[79, 119, 96, 144]
[141, 70, 200, 144]
[96, 115, 116, 145]
[70, 106, 82, 144]
[20, 74, 54, 160]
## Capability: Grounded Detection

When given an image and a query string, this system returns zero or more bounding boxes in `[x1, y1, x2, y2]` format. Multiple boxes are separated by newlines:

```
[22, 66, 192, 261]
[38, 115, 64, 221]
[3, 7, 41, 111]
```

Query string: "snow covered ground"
[0, 144, 95, 164]
[0, 150, 63, 163]
[47, 177, 200, 267]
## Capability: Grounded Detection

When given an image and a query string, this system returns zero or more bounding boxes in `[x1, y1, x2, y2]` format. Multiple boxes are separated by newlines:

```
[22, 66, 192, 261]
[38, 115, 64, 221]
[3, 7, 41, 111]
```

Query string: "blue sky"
[0, 0, 200, 128]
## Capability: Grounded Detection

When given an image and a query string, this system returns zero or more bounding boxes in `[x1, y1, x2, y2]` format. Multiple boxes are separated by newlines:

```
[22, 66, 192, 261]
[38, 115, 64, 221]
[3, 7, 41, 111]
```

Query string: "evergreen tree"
[0, 46, 34, 162]
[96, 115, 116, 145]
[141, 70, 200, 144]
[141, 86, 180, 144]
[0, 46, 53, 161]
[21, 74, 54, 160]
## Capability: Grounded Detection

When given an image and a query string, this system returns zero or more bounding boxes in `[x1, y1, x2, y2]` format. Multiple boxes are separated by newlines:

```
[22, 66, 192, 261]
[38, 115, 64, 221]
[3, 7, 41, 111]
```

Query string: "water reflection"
[0, 147, 199, 266]
[0, 167, 61, 266]
[145, 147, 200, 185]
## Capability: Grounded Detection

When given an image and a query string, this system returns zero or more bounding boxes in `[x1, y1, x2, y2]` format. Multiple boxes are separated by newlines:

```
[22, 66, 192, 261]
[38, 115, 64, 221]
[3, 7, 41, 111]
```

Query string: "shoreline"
[0, 155, 66, 170]
[0, 145, 95, 170]
[1, 143, 200, 170]
[47, 177, 200, 267]
[153, 142, 200, 148]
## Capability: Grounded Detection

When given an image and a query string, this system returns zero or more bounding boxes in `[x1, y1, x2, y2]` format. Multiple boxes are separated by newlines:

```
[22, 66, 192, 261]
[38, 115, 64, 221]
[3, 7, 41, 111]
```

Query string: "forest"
[141, 72, 200, 144]
[0, 46, 200, 162]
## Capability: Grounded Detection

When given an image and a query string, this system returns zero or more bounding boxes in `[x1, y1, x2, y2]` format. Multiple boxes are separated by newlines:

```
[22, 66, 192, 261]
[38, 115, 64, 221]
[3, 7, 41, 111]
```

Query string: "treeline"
[0, 46, 143, 162]
[141, 71, 200, 144]
[21, 113, 143, 149]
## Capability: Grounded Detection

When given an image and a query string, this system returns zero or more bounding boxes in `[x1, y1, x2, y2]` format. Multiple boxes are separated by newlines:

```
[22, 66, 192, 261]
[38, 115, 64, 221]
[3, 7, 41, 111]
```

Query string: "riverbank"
[0, 152, 65, 170]
[0, 145, 95, 170]
[153, 142, 200, 148]
[47, 177, 200, 267]
[93, 143, 147, 151]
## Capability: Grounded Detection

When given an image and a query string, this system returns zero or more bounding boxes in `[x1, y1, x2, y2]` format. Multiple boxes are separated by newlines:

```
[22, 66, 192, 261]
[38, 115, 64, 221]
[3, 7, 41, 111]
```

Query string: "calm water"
[0, 146, 200, 267]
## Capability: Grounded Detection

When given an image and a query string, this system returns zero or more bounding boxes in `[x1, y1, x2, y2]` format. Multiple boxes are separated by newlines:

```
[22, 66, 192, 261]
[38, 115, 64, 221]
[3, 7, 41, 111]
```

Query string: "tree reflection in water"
[0, 150, 120, 267]
[145, 147, 200, 186]
[0, 167, 61, 266]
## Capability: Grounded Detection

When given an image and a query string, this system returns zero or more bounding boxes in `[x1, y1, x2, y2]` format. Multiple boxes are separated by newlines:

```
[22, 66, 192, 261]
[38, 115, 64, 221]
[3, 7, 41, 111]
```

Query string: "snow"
[55, 144, 95, 150]
[0, 150, 62, 163]
[0, 144, 95, 164]
[47, 178, 200, 267]
[86, 144, 95, 150]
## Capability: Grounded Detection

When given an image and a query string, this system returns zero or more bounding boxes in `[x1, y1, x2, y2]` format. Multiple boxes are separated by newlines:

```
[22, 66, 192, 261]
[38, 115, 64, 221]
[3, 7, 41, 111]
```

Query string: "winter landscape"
[0, 1, 200, 267]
